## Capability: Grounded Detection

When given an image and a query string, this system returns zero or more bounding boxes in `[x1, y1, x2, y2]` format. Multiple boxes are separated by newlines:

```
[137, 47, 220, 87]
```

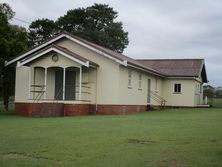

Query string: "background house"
[6, 32, 208, 116]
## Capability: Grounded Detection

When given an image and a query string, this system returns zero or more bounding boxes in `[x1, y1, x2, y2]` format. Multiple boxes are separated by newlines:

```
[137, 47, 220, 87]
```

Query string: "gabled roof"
[137, 59, 208, 82]
[6, 31, 208, 82]
[5, 31, 163, 76]
[18, 44, 98, 67]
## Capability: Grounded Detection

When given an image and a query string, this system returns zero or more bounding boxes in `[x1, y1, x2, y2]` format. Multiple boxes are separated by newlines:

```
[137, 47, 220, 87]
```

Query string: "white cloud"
[1, 0, 222, 86]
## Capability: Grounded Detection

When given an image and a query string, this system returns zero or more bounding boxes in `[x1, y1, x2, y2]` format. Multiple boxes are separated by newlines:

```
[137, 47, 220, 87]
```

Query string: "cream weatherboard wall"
[15, 66, 30, 102]
[15, 66, 44, 102]
[118, 66, 163, 105]
[28, 52, 82, 68]
[194, 80, 204, 105]
[15, 37, 165, 106]
[56, 39, 120, 105]
[14, 38, 121, 105]
[15, 37, 204, 108]
[162, 79, 196, 107]
[118, 66, 147, 105]
[75, 68, 97, 103]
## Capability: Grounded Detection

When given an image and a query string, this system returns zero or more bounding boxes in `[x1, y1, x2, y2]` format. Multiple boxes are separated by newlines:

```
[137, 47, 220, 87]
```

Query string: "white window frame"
[196, 83, 201, 94]
[128, 69, 132, 88]
[174, 83, 181, 93]
[138, 73, 142, 90]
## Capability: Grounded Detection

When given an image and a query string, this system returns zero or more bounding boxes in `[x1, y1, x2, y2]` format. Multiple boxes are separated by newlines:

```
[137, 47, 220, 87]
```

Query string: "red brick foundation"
[97, 105, 147, 115]
[15, 103, 148, 117]
[64, 104, 96, 116]
[15, 103, 64, 117]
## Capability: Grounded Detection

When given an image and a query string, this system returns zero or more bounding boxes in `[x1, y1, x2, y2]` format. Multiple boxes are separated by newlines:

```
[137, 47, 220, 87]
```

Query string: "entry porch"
[27, 65, 97, 104]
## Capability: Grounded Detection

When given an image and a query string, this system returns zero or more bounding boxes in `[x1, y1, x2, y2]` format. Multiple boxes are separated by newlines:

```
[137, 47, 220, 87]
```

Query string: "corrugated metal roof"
[136, 59, 206, 78]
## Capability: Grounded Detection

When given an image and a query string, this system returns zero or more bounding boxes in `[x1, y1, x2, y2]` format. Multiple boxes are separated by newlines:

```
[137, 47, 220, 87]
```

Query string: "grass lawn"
[0, 108, 222, 167]
[213, 98, 222, 108]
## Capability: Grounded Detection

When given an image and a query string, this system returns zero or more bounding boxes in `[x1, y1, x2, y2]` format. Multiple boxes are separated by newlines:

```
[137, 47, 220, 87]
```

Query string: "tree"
[28, 19, 58, 46]
[203, 85, 214, 98]
[28, 3, 129, 53]
[0, 3, 28, 110]
[0, 3, 14, 20]
[215, 87, 222, 98]
[203, 85, 222, 98]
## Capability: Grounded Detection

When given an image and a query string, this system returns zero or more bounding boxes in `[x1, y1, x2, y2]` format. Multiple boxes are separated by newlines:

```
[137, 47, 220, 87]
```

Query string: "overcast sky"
[1, 0, 222, 86]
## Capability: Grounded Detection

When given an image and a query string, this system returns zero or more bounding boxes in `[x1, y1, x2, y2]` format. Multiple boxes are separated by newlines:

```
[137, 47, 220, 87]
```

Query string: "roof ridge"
[6, 31, 164, 76]
[63, 31, 126, 61]
[62, 32, 163, 75]
[136, 58, 204, 61]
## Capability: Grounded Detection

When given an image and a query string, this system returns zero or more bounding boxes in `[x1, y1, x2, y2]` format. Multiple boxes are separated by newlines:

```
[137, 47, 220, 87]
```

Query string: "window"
[196, 83, 202, 94]
[200, 84, 202, 93]
[174, 84, 181, 93]
[138, 73, 142, 90]
[128, 69, 132, 88]
[196, 83, 199, 94]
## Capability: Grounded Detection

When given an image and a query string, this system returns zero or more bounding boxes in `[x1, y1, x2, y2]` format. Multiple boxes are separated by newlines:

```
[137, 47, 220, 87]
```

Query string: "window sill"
[138, 88, 142, 91]
[173, 92, 182, 94]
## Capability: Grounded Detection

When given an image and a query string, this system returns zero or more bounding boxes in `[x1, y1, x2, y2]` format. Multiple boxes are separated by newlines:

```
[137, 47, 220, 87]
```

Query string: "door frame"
[147, 79, 151, 104]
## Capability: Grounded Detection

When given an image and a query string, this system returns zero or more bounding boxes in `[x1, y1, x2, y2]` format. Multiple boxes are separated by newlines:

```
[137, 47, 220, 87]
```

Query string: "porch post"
[44, 67, 47, 99]
[28, 67, 32, 99]
[63, 67, 66, 100]
[79, 66, 82, 100]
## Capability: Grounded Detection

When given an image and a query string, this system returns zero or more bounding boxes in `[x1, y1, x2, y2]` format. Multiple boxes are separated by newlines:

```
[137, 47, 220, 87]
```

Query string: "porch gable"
[17, 44, 98, 68]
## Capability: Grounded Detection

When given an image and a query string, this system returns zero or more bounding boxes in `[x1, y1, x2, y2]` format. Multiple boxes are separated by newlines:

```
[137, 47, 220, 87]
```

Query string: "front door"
[54, 70, 76, 100]
[147, 79, 151, 103]
[55, 71, 63, 100]
[65, 71, 76, 100]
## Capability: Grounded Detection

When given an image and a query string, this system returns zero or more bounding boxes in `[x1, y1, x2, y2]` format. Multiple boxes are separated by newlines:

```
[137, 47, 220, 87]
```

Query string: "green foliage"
[28, 19, 58, 46]
[212, 98, 222, 108]
[29, 3, 129, 53]
[203, 85, 222, 98]
[0, 109, 222, 167]
[0, 3, 15, 20]
[203, 85, 214, 98]
[215, 87, 222, 98]
[0, 3, 28, 110]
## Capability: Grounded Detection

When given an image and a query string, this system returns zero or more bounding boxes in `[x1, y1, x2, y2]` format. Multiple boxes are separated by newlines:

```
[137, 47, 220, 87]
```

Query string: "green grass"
[0, 108, 222, 167]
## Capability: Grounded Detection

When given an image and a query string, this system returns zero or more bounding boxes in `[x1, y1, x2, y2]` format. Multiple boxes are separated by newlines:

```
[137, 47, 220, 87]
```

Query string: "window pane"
[174, 84, 181, 93]
[178, 84, 181, 92]
[139, 73, 142, 88]
[128, 70, 132, 87]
